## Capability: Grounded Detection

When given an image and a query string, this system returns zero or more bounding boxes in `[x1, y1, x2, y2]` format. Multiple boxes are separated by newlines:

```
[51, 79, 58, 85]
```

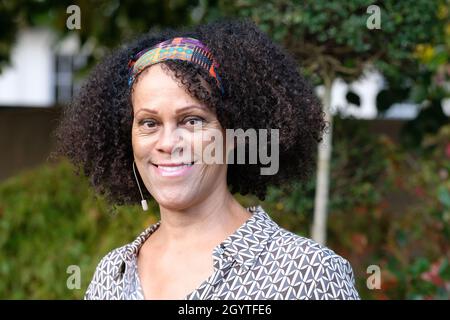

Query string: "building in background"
[0, 28, 88, 107]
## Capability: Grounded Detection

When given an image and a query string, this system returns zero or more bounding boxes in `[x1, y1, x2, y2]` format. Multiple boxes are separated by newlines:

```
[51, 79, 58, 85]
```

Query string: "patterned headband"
[127, 37, 224, 94]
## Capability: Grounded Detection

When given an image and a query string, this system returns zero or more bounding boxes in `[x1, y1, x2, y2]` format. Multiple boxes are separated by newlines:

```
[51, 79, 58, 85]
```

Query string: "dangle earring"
[132, 160, 148, 211]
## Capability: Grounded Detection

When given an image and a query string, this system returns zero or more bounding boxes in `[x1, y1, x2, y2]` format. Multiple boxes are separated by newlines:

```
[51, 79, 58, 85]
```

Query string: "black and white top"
[85, 205, 360, 300]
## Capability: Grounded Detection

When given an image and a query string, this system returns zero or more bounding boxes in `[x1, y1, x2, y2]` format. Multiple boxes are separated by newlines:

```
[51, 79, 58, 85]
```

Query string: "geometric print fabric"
[84, 205, 360, 300]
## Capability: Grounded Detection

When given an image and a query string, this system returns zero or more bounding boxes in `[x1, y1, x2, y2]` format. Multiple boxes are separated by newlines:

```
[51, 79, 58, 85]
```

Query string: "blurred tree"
[212, 0, 448, 244]
[377, 8, 450, 149]
[0, 0, 204, 72]
[0, 159, 159, 299]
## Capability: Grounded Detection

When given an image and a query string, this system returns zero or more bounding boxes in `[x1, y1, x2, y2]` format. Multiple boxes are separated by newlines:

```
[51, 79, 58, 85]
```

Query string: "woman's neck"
[154, 189, 252, 252]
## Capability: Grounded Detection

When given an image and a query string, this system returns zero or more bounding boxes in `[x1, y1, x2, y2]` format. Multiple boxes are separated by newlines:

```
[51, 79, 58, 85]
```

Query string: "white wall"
[315, 70, 426, 120]
[0, 29, 55, 107]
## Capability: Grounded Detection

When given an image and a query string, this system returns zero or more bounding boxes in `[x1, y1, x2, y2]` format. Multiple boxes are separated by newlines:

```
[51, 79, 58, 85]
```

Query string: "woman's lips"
[152, 162, 195, 177]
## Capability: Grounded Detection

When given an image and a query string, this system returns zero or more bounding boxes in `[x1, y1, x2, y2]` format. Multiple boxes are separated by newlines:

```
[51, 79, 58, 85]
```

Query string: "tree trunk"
[312, 77, 333, 245]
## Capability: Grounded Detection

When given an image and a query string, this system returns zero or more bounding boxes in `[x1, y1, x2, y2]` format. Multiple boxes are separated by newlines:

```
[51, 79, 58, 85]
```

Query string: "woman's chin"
[153, 192, 195, 210]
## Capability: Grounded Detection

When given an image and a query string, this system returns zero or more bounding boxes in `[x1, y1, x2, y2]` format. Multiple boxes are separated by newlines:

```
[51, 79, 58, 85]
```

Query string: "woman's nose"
[155, 126, 185, 156]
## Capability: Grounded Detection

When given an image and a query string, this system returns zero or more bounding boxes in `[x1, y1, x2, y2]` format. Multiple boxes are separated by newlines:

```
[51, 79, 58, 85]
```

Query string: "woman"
[56, 19, 360, 300]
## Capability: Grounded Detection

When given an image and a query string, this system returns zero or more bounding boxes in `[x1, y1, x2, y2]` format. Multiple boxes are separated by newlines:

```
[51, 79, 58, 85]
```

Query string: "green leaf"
[438, 185, 450, 208]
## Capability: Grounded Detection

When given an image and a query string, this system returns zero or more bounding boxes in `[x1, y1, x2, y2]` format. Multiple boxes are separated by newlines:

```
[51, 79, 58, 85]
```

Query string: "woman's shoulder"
[254, 206, 351, 267]
[83, 244, 131, 300]
[92, 244, 130, 273]
[250, 205, 359, 299]
[271, 226, 348, 264]
[266, 225, 360, 299]
[84, 222, 160, 300]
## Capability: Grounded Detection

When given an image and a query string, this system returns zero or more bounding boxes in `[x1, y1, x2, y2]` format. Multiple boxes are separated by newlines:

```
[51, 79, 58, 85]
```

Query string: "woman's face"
[131, 64, 230, 210]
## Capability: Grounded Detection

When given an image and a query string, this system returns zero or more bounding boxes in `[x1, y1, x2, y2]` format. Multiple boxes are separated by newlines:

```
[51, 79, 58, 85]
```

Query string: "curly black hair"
[54, 19, 326, 205]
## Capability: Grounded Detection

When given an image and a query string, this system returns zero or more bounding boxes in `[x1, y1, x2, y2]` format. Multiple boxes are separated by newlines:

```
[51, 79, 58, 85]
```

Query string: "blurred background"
[0, 0, 449, 299]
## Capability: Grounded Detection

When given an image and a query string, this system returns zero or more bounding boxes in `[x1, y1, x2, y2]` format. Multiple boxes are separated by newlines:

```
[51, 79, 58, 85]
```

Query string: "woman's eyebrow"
[136, 104, 208, 116]
[136, 108, 158, 115]
[175, 105, 208, 114]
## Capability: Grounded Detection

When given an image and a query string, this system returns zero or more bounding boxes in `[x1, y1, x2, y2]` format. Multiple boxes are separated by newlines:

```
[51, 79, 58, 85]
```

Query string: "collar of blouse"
[114, 205, 279, 280]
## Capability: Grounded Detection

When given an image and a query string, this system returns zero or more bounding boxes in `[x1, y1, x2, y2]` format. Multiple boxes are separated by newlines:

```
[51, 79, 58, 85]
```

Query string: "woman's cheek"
[132, 131, 155, 158]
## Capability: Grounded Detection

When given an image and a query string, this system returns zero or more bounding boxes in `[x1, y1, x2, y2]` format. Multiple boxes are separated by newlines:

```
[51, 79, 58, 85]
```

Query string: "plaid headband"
[127, 37, 224, 94]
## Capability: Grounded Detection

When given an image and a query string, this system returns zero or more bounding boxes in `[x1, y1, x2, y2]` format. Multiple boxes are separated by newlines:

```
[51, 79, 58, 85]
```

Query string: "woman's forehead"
[133, 64, 181, 94]
[132, 65, 200, 110]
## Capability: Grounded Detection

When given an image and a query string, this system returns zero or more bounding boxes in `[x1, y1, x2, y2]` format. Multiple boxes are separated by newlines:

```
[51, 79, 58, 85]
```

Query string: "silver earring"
[132, 160, 148, 211]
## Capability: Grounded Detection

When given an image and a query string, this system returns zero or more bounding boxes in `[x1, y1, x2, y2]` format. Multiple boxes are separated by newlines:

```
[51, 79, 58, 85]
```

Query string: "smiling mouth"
[151, 161, 196, 174]
[152, 161, 195, 168]
[151, 161, 195, 177]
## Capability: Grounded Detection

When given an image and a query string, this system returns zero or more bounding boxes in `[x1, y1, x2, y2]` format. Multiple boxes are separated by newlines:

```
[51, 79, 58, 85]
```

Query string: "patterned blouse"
[84, 205, 360, 300]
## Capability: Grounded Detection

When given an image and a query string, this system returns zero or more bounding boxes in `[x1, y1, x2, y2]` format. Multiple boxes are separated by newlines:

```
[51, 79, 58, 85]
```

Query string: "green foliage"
[330, 122, 450, 299]
[377, 5, 449, 148]
[383, 48, 449, 149]
[213, 0, 445, 83]
[0, 159, 159, 299]
[262, 116, 392, 238]
[209, 1, 449, 150]
[0, 1, 17, 72]
[2, 0, 446, 83]
[0, 0, 202, 72]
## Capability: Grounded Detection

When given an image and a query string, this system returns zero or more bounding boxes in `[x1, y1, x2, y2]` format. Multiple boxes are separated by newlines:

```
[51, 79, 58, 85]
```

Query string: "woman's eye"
[184, 117, 205, 126]
[140, 119, 157, 128]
